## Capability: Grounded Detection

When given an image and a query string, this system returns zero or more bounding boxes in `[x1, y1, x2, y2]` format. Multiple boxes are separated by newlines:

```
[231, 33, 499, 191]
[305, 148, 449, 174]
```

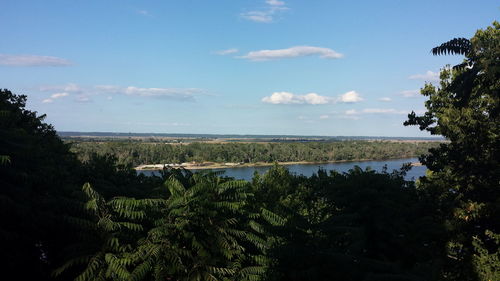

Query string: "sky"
[1, 0, 498, 137]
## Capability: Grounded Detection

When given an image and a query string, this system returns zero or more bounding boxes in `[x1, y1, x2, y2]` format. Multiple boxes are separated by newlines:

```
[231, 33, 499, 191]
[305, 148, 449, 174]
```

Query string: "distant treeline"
[58, 131, 443, 141]
[69, 141, 439, 166]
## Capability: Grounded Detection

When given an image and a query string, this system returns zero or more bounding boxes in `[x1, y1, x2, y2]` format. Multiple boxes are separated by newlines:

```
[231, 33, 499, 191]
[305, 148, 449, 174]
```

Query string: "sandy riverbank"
[135, 158, 422, 171]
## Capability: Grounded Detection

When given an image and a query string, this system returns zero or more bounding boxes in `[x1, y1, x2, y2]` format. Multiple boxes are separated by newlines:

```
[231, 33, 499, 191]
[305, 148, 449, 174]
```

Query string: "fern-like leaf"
[431, 37, 471, 56]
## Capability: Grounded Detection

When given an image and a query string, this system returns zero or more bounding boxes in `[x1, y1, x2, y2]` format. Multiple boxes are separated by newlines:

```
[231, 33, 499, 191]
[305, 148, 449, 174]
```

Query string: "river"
[138, 158, 426, 181]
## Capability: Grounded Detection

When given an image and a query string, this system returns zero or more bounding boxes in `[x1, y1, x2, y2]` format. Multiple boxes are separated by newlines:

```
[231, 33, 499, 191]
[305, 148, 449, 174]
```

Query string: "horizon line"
[58, 131, 443, 140]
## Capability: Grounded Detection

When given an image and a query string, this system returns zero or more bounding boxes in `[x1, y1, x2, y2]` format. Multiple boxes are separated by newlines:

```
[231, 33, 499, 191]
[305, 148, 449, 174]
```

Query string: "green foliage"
[58, 172, 284, 281]
[0, 89, 83, 280]
[472, 230, 500, 281]
[405, 22, 500, 280]
[0, 89, 165, 280]
[0, 154, 10, 164]
[260, 166, 444, 281]
[432, 38, 472, 56]
[54, 183, 158, 281]
[133, 173, 282, 281]
[69, 140, 438, 167]
[60, 164, 442, 281]
[0, 110, 9, 164]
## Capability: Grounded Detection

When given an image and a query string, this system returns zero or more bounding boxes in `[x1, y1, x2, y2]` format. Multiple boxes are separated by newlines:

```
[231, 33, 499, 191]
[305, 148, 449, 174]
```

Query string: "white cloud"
[262, 90, 362, 105]
[339, 91, 363, 103]
[266, 0, 285, 6]
[401, 89, 421, 98]
[409, 70, 440, 81]
[262, 92, 305, 104]
[39, 83, 203, 103]
[344, 108, 408, 117]
[138, 10, 149, 16]
[0, 54, 72, 66]
[378, 97, 392, 102]
[241, 0, 289, 23]
[96, 85, 201, 100]
[50, 92, 69, 99]
[303, 93, 331, 104]
[241, 46, 343, 61]
[362, 108, 407, 114]
[262, 92, 333, 105]
[319, 115, 330, 119]
[41, 92, 70, 104]
[40, 83, 86, 103]
[214, 48, 239, 55]
[241, 11, 274, 23]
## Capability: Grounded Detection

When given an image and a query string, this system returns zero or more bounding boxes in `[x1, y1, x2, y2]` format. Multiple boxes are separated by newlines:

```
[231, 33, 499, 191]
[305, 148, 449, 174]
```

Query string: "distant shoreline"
[135, 158, 422, 171]
[59, 131, 444, 140]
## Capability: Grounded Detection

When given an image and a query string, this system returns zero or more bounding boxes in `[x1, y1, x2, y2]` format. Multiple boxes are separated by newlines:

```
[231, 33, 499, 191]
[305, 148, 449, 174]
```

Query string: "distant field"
[59, 131, 444, 144]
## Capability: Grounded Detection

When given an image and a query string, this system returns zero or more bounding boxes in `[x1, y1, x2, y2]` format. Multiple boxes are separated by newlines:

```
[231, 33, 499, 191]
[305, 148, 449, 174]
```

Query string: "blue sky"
[1, 0, 498, 136]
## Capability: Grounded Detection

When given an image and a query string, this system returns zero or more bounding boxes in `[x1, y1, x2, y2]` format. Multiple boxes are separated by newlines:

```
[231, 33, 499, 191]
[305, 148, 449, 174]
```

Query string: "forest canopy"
[68, 140, 438, 167]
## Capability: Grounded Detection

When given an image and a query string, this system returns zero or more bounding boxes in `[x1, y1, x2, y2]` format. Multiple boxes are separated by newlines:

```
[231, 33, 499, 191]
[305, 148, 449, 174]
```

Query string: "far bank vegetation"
[69, 141, 439, 167]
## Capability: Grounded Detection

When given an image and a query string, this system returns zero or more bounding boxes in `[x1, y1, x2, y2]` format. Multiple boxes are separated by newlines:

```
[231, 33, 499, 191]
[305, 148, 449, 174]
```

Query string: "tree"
[0, 89, 164, 280]
[0, 89, 82, 280]
[262, 165, 444, 281]
[57, 171, 285, 281]
[0, 109, 10, 164]
[405, 22, 500, 280]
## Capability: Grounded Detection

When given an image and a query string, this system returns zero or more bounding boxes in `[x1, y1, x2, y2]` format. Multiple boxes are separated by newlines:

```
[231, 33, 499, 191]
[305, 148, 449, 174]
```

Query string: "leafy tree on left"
[0, 89, 160, 280]
[0, 89, 84, 280]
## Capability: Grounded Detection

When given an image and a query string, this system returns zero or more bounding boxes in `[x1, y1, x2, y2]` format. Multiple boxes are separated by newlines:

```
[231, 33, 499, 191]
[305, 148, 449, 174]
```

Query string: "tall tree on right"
[405, 22, 499, 280]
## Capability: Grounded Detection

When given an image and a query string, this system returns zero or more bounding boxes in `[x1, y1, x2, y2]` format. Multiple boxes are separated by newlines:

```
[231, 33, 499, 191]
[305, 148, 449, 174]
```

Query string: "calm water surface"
[138, 158, 426, 181]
